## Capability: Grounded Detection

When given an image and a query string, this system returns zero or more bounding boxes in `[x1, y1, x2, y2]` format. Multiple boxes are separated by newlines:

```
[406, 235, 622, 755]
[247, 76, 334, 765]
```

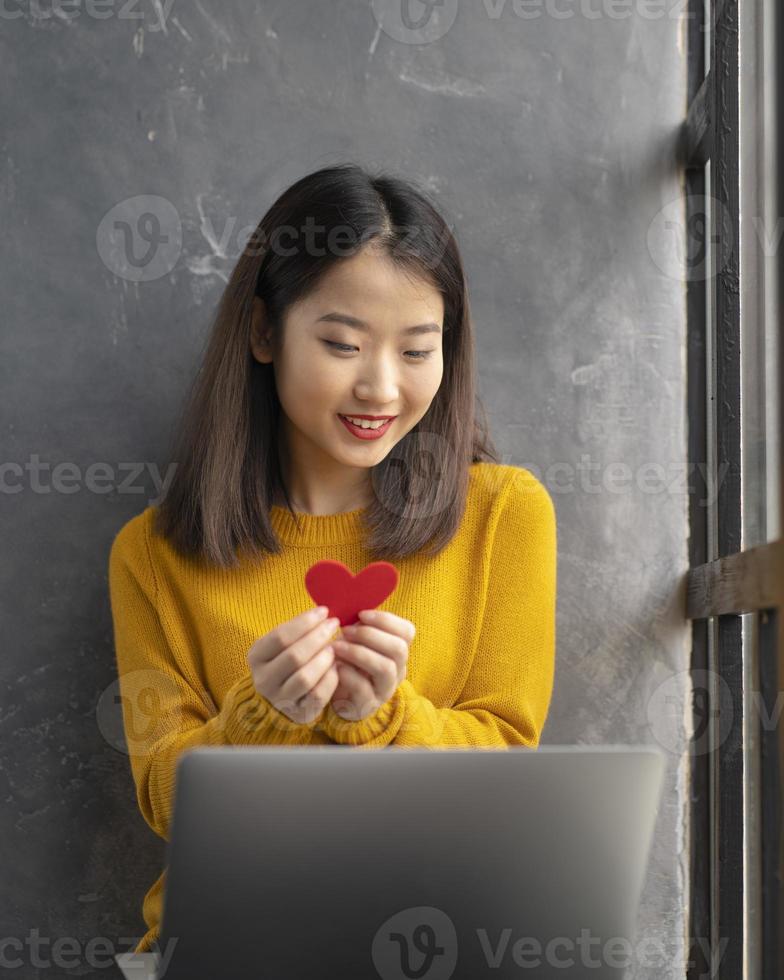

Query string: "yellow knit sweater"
[108, 461, 557, 953]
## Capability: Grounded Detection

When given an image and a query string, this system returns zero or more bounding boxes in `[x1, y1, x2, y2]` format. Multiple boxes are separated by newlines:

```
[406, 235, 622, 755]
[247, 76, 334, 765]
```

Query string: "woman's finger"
[340, 623, 408, 672]
[357, 609, 415, 645]
[332, 640, 399, 689]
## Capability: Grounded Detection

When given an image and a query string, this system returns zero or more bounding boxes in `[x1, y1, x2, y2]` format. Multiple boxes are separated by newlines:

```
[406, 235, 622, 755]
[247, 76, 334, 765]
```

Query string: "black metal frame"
[759, 607, 781, 979]
[683, 1, 784, 978]
[711, 2, 744, 976]
[684, 3, 711, 972]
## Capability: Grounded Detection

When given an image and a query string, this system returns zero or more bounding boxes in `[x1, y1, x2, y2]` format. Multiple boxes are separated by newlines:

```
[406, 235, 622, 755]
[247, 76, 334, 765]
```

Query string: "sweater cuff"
[220, 672, 326, 744]
[318, 682, 406, 746]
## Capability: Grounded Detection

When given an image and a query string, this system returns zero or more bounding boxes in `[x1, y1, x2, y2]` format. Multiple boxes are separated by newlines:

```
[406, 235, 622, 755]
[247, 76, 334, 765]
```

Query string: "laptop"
[116, 745, 666, 980]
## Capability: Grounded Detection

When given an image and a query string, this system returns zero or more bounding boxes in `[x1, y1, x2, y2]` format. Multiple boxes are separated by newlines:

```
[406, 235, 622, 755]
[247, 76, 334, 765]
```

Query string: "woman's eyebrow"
[315, 312, 442, 336]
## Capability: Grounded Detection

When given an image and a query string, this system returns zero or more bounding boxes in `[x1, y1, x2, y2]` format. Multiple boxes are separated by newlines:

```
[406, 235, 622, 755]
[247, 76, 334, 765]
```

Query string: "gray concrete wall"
[1, 2, 689, 977]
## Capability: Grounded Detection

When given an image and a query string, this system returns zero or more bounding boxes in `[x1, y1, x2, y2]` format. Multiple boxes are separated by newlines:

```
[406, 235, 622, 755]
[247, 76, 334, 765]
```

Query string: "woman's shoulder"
[109, 505, 157, 567]
[469, 461, 555, 518]
[467, 463, 556, 556]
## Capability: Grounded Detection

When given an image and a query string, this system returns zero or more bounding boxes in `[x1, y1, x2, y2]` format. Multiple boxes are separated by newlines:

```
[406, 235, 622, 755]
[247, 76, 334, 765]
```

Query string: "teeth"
[343, 416, 389, 429]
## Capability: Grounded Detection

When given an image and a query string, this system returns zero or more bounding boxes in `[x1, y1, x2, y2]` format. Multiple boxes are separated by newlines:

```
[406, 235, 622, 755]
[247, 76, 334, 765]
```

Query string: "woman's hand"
[246, 606, 341, 725]
[329, 610, 414, 722]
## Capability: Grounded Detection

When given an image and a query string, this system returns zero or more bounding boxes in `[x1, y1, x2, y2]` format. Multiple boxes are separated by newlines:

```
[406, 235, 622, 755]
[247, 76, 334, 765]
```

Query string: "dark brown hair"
[154, 162, 500, 567]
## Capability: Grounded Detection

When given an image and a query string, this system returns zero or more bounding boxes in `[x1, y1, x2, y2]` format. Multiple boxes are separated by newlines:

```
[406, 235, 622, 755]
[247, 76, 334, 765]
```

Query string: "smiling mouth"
[337, 414, 396, 438]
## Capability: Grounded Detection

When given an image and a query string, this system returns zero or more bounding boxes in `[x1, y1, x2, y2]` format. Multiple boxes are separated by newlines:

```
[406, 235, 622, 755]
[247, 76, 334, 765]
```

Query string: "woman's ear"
[250, 296, 274, 364]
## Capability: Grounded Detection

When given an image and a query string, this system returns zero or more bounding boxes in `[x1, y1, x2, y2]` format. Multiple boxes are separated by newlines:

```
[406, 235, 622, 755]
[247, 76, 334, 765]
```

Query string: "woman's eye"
[324, 341, 358, 353]
[322, 340, 433, 360]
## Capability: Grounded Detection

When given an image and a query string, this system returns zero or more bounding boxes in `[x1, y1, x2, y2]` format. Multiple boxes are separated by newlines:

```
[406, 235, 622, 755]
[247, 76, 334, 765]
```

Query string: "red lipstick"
[337, 414, 396, 440]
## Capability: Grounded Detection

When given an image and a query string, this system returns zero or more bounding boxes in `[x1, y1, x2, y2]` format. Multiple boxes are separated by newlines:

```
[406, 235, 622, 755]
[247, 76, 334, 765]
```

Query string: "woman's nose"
[353, 361, 400, 401]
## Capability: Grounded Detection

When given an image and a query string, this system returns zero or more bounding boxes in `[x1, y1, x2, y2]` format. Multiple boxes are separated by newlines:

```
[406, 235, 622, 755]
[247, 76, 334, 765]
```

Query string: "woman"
[108, 162, 557, 954]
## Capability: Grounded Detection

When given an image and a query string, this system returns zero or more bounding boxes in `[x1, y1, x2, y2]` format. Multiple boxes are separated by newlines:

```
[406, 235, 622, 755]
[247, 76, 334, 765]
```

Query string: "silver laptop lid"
[154, 745, 665, 980]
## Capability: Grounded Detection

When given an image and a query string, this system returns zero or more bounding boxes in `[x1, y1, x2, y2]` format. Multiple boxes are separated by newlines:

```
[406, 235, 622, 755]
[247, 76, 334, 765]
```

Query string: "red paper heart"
[304, 559, 399, 626]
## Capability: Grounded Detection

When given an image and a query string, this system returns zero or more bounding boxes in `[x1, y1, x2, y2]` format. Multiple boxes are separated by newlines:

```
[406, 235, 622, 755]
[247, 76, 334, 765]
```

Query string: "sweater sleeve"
[317, 470, 557, 748]
[108, 516, 326, 841]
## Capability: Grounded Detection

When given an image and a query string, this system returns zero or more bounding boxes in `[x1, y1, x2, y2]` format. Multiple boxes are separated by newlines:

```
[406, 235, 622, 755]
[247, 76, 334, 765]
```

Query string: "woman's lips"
[337, 414, 396, 440]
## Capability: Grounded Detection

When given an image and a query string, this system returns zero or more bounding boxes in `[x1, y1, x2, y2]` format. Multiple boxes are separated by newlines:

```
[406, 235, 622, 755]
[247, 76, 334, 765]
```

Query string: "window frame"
[682, 2, 784, 978]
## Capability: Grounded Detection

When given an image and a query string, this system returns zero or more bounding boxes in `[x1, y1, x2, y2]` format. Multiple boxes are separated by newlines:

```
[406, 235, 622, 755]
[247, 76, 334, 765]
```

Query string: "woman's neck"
[272, 486, 372, 515]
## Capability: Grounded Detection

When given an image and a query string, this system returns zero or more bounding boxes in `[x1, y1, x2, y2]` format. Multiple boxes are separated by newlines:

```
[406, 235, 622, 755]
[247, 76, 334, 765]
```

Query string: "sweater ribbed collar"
[269, 503, 369, 546]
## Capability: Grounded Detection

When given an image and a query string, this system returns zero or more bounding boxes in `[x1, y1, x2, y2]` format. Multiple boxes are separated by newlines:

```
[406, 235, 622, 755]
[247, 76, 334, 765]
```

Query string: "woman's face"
[251, 247, 445, 478]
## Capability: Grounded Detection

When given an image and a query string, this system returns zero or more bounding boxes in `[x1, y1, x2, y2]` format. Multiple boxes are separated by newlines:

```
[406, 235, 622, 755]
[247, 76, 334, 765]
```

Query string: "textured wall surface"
[1, 3, 689, 977]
